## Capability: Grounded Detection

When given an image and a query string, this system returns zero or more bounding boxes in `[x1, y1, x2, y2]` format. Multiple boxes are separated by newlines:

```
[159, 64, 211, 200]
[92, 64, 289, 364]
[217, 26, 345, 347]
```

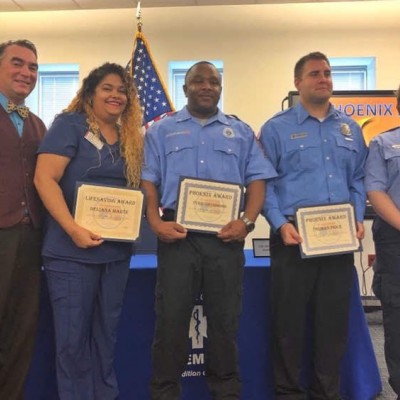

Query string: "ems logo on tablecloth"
[182, 303, 207, 378]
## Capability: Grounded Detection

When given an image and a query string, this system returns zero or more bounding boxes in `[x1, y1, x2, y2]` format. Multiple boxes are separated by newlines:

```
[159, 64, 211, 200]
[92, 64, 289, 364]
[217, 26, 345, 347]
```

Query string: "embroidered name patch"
[166, 130, 190, 138]
[290, 132, 308, 139]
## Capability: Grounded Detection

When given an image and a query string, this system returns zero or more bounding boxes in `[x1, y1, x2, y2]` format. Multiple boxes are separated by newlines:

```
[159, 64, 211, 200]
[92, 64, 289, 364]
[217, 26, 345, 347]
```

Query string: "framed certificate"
[252, 238, 270, 258]
[175, 177, 242, 233]
[74, 183, 144, 242]
[295, 203, 361, 258]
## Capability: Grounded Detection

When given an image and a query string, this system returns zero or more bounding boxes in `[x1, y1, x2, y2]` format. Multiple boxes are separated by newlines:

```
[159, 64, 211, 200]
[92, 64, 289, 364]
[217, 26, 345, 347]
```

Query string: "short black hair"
[0, 39, 37, 59]
[184, 61, 220, 85]
[294, 51, 330, 79]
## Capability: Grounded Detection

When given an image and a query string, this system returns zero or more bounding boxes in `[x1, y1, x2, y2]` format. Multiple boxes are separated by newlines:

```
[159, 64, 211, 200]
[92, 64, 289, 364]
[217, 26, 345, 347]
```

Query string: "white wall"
[1, 2, 399, 130]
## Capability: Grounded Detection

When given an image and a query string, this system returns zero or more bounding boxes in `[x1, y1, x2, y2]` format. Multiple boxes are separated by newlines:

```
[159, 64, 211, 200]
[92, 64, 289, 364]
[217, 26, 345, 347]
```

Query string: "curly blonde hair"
[65, 63, 143, 188]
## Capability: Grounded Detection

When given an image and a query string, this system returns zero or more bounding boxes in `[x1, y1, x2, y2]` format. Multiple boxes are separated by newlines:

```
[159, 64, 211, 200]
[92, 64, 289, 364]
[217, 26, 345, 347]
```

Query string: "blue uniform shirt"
[365, 127, 400, 209]
[260, 102, 367, 231]
[0, 92, 25, 136]
[38, 112, 132, 263]
[141, 106, 277, 210]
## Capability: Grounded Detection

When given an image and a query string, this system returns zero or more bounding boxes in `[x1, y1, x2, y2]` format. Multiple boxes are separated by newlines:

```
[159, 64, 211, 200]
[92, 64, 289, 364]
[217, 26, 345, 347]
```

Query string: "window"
[26, 64, 79, 127]
[329, 57, 376, 90]
[168, 60, 224, 111]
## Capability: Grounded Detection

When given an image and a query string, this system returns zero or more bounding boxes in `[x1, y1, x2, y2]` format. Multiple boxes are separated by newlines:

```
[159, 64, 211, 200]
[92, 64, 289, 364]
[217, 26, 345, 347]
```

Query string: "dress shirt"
[142, 106, 277, 210]
[365, 127, 400, 209]
[0, 92, 25, 136]
[260, 102, 367, 231]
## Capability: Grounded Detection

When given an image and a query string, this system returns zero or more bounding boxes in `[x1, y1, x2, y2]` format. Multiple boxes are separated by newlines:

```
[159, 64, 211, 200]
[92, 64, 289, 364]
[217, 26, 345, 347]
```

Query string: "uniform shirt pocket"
[382, 146, 400, 178]
[165, 134, 194, 174]
[284, 139, 320, 171]
[213, 137, 241, 179]
[334, 136, 359, 167]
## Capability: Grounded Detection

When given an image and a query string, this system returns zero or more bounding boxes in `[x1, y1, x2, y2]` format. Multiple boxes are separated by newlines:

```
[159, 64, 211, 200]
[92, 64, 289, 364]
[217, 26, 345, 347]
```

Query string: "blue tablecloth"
[25, 251, 382, 399]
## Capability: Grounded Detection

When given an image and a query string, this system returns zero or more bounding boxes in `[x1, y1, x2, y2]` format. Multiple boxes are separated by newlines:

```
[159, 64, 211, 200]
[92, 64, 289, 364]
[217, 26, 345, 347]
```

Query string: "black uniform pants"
[150, 233, 244, 400]
[372, 217, 400, 399]
[0, 223, 41, 400]
[270, 230, 353, 400]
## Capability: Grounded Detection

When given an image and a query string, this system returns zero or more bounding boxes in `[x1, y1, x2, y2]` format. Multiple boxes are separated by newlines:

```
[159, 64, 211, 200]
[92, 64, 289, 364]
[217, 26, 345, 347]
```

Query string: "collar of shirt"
[0, 91, 25, 135]
[176, 106, 231, 126]
[294, 102, 339, 125]
[0, 91, 9, 112]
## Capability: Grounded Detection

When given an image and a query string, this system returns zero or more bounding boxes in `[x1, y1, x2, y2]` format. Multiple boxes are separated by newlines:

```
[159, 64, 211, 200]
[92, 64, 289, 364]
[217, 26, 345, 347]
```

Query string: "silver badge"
[340, 123, 352, 136]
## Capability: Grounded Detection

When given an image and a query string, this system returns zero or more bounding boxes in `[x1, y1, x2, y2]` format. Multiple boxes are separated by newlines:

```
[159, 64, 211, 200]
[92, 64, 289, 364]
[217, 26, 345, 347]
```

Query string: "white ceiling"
[0, 0, 389, 12]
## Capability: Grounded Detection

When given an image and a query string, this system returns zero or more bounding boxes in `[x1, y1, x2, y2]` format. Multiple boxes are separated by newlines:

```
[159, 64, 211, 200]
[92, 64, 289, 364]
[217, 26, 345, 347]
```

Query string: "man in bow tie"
[0, 39, 46, 400]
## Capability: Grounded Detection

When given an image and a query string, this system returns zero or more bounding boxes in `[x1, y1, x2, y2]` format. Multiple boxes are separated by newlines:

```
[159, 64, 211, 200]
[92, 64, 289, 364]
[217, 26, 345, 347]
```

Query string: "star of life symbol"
[189, 305, 207, 349]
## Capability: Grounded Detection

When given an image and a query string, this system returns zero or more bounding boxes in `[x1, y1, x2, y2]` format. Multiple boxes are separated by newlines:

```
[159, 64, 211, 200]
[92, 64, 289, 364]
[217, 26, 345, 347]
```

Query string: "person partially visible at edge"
[141, 61, 277, 400]
[34, 62, 143, 400]
[365, 84, 400, 400]
[259, 51, 367, 400]
[0, 39, 46, 400]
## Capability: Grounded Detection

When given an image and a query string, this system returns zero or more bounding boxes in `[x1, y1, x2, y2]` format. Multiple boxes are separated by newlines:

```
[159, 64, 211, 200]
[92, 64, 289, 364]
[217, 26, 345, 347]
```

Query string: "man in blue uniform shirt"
[365, 85, 400, 400]
[259, 52, 367, 400]
[141, 61, 277, 400]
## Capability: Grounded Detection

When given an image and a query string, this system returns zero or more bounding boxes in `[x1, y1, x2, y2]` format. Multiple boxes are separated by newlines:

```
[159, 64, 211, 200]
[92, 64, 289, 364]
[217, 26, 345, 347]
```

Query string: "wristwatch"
[240, 216, 255, 233]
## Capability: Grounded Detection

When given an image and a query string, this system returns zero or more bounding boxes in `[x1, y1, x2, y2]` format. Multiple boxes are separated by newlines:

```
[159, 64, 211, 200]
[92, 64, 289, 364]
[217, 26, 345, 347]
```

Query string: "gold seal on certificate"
[175, 177, 242, 233]
[74, 183, 144, 242]
[295, 203, 361, 258]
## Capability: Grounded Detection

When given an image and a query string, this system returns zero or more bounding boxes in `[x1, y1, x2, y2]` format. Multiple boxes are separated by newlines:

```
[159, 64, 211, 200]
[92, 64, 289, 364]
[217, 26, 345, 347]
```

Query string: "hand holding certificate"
[295, 203, 361, 258]
[74, 183, 144, 242]
[175, 177, 242, 233]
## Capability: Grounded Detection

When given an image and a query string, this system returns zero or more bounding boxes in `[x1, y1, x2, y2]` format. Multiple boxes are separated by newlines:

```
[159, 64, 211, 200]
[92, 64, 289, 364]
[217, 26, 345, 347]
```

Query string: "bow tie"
[6, 101, 29, 119]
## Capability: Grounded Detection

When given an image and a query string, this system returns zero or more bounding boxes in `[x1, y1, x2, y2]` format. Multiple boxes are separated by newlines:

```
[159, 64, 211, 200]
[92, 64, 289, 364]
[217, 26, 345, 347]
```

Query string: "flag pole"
[130, 1, 175, 127]
[136, 1, 142, 33]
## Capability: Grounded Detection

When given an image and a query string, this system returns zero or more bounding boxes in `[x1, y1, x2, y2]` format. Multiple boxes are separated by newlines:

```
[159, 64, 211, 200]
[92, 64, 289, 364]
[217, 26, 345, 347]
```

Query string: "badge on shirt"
[290, 132, 308, 139]
[340, 123, 352, 136]
[391, 144, 400, 149]
[223, 128, 235, 138]
[84, 131, 104, 150]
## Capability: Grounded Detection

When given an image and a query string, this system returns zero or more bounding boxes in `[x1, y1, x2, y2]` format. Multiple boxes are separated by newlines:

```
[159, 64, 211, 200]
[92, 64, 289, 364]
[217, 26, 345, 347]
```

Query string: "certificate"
[74, 183, 144, 242]
[175, 177, 242, 233]
[295, 203, 361, 258]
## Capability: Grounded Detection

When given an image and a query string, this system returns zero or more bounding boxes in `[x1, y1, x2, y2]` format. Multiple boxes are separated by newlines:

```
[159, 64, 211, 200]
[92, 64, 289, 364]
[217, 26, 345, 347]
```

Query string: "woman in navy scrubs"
[34, 63, 143, 400]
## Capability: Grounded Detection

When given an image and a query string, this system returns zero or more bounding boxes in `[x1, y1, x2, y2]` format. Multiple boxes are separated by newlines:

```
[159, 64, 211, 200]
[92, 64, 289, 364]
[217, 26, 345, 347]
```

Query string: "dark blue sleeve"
[38, 113, 86, 159]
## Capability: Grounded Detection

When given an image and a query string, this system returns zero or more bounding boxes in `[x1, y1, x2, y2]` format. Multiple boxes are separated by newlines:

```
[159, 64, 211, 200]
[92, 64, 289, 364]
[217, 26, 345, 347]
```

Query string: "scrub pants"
[270, 230, 353, 400]
[44, 258, 130, 400]
[150, 233, 244, 400]
[372, 217, 400, 399]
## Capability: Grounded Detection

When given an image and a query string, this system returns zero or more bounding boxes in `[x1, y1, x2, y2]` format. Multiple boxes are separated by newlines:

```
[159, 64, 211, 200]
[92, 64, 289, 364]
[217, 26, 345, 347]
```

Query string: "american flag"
[130, 31, 175, 128]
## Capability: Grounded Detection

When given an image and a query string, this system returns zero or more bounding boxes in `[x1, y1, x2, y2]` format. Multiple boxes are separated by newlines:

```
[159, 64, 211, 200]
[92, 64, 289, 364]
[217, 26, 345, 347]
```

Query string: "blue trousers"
[44, 258, 130, 400]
